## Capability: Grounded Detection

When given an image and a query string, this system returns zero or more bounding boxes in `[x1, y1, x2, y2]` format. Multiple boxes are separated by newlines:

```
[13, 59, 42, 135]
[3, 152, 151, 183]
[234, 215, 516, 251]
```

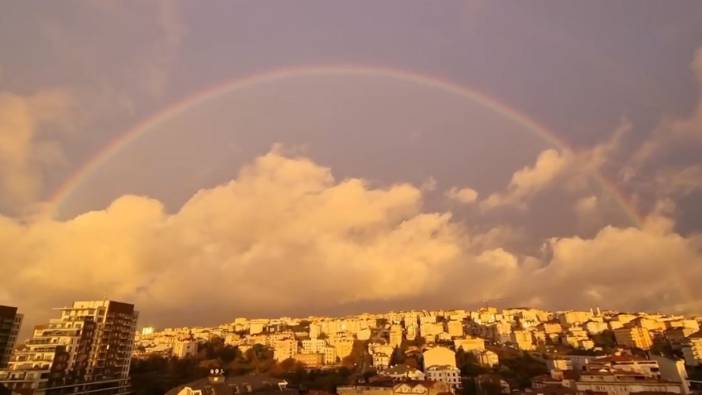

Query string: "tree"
[456, 349, 486, 377]
[390, 347, 405, 366]
[592, 330, 616, 351]
[497, 351, 547, 389]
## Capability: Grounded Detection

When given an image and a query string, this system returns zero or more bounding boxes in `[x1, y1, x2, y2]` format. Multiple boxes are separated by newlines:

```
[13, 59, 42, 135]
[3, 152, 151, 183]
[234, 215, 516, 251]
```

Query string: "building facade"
[0, 306, 22, 368]
[614, 327, 653, 350]
[0, 300, 138, 395]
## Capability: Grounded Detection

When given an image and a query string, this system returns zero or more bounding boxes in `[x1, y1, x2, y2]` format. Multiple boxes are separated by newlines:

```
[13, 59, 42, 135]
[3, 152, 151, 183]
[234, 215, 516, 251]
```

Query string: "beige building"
[558, 311, 593, 327]
[447, 321, 464, 338]
[324, 346, 338, 365]
[379, 364, 425, 381]
[309, 323, 321, 339]
[173, 339, 198, 359]
[423, 346, 456, 369]
[510, 330, 534, 350]
[454, 337, 485, 352]
[576, 371, 682, 395]
[295, 352, 324, 367]
[541, 321, 563, 335]
[420, 323, 444, 341]
[614, 326, 653, 350]
[477, 350, 499, 367]
[372, 352, 391, 369]
[389, 325, 403, 348]
[337, 381, 453, 395]
[585, 320, 609, 335]
[332, 336, 355, 360]
[302, 338, 327, 354]
[425, 365, 461, 388]
[273, 339, 298, 361]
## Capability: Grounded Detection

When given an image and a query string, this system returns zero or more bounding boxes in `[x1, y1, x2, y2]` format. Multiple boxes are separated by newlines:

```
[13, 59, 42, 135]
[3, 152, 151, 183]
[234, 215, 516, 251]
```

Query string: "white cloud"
[481, 149, 572, 210]
[445, 186, 479, 204]
[0, 151, 465, 330]
[2, 150, 701, 333]
[530, 214, 702, 313]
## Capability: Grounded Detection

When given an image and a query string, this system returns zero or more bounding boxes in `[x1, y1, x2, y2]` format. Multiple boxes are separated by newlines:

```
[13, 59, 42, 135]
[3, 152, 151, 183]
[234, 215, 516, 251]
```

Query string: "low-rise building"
[682, 331, 702, 366]
[378, 364, 425, 381]
[575, 370, 682, 395]
[477, 350, 499, 367]
[511, 330, 534, 350]
[337, 381, 453, 395]
[274, 339, 298, 361]
[423, 347, 456, 369]
[447, 321, 464, 338]
[454, 337, 485, 352]
[425, 365, 461, 388]
[173, 339, 198, 359]
[295, 352, 324, 367]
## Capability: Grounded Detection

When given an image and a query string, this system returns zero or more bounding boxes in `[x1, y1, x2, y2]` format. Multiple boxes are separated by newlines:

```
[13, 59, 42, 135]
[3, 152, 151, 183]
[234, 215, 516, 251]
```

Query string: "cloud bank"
[1, 149, 701, 333]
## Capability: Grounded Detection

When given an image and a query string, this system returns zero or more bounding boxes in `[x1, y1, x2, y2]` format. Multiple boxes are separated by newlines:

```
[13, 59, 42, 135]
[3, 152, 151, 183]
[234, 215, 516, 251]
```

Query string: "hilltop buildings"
[128, 306, 702, 395]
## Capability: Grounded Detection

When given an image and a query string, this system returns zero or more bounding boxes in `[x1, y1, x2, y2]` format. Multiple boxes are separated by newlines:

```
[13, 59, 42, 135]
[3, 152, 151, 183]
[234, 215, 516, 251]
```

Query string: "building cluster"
[6, 302, 700, 395]
[140, 306, 702, 395]
[533, 354, 690, 395]
[0, 301, 138, 395]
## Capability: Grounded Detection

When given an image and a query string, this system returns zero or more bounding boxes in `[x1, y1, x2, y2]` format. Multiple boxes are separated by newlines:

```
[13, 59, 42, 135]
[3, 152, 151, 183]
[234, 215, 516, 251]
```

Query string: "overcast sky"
[1, 1, 702, 335]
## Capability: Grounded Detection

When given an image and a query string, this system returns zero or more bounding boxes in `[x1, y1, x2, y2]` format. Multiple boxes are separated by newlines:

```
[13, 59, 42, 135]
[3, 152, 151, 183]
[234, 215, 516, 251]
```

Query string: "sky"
[1, 1, 702, 335]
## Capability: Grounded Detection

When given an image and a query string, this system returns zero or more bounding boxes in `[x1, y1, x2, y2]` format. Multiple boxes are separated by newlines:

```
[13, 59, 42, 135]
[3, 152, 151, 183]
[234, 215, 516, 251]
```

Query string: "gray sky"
[1, 1, 702, 335]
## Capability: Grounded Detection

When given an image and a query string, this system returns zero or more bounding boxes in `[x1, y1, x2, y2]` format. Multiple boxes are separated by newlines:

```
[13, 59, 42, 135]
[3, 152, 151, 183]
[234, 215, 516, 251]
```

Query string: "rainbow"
[46, 64, 643, 226]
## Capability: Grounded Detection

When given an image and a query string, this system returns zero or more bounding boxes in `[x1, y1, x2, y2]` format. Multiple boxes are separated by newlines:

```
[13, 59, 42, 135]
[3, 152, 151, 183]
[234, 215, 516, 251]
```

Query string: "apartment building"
[0, 300, 138, 395]
[0, 306, 22, 368]
[614, 326, 653, 350]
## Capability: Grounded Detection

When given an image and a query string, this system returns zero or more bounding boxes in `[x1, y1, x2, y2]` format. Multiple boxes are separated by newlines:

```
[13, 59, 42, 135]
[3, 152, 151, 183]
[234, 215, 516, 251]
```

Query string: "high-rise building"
[0, 300, 138, 395]
[0, 306, 22, 368]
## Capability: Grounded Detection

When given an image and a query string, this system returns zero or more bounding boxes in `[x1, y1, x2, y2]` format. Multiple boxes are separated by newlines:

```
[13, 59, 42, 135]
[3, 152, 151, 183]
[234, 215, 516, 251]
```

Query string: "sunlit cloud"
[2, 149, 702, 332]
[445, 186, 479, 205]
[0, 89, 75, 215]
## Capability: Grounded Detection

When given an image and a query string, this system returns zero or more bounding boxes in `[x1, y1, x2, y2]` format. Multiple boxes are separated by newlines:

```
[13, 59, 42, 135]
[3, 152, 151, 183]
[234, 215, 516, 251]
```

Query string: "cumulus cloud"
[528, 215, 702, 313]
[0, 151, 466, 330]
[0, 89, 75, 214]
[2, 150, 701, 334]
[477, 118, 633, 217]
[480, 149, 572, 210]
[445, 186, 478, 204]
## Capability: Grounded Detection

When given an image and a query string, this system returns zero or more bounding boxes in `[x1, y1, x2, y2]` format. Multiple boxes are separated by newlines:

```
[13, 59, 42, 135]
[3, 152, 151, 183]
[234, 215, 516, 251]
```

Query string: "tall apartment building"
[0, 306, 23, 368]
[0, 300, 138, 395]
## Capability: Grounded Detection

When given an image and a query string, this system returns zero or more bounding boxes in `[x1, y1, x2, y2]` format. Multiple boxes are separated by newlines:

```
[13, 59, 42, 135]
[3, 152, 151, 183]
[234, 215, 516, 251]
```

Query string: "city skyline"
[2, 2, 702, 344]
